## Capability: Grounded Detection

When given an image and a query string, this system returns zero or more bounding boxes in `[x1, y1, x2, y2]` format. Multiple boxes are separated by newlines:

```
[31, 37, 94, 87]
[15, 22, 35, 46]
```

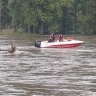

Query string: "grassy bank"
[0, 29, 49, 41]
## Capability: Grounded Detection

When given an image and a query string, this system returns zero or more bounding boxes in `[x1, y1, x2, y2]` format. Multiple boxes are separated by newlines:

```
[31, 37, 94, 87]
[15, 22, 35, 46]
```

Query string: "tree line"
[0, 0, 96, 35]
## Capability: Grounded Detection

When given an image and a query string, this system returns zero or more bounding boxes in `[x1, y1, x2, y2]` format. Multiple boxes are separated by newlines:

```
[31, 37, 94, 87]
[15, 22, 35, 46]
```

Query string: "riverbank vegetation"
[0, 0, 96, 35]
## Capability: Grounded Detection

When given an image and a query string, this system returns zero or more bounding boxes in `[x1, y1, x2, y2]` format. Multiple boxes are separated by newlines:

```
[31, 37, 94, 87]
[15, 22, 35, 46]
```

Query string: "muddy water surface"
[0, 35, 96, 96]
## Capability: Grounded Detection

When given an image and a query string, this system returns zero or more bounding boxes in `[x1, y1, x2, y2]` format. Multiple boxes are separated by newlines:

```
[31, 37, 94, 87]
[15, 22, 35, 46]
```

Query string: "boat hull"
[40, 40, 83, 48]
[35, 40, 83, 48]
[44, 43, 82, 48]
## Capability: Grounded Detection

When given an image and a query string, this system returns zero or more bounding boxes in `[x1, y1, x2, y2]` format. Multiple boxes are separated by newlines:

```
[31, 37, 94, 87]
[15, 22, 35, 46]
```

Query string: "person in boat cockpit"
[50, 33, 55, 41]
[66, 36, 72, 41]
[59, 34, 63, 42]
[50, 32, 55, 42]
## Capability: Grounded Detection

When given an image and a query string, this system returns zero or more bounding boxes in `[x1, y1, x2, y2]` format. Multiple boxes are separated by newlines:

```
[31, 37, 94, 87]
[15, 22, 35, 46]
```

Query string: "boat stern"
[34, 40, 41, 48]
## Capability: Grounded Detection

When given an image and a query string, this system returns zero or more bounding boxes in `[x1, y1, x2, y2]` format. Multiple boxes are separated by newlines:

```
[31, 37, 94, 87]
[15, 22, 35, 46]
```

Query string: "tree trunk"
[14, 25, 17, 32]
[40, 21, 44, 35]
[33, 26, 36, 34]
[28, 23, 31, 33]
[0, 0, 2, 32]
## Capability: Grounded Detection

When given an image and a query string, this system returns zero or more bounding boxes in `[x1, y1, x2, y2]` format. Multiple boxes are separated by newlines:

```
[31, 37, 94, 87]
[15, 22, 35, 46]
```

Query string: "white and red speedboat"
[35, 39, 83, 48]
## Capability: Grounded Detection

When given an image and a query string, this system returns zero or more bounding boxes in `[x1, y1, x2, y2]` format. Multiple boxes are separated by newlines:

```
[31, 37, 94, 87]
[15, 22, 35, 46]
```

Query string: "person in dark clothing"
[50, 33, 55, 41]
[48, 33, 55, 42]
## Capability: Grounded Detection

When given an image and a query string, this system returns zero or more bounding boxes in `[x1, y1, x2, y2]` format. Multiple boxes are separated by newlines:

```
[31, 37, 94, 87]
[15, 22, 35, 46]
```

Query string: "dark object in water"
[34, 40, 41, 48]
[8, 42, 16, 53]
[0, 42, 16, 53]
[0, 49, 9, 51]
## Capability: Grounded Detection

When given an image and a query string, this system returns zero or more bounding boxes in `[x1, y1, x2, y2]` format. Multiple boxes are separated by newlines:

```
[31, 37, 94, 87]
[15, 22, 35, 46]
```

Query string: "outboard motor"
[34, 40, 41, 48]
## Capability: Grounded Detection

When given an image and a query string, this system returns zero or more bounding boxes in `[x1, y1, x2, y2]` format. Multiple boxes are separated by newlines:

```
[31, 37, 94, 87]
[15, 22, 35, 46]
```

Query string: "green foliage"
[8, 0, 24, 32]
[76, 0, 96, 34]
[2, 0, 11, 28]
[1, 0, 96, 34]
[22, 0, 65, 32]
[22, 0, 38, 26]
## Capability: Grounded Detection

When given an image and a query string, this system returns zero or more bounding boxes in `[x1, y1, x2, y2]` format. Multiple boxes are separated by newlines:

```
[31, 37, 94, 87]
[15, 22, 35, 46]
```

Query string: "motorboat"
[34, 39, 83, 48]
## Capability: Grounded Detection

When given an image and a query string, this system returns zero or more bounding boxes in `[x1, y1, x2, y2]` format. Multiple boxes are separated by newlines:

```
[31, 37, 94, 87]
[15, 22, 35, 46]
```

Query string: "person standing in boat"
[50, 32, 55, 42]
[59, 34, 63, 42]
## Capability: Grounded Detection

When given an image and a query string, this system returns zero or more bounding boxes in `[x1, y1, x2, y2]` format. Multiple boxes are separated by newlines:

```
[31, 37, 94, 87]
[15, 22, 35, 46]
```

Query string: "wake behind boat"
[35, 39, 83, 48]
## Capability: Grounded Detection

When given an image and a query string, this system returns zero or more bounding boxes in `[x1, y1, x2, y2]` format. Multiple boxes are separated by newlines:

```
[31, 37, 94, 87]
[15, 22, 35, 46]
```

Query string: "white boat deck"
[41, 39, 83, 48]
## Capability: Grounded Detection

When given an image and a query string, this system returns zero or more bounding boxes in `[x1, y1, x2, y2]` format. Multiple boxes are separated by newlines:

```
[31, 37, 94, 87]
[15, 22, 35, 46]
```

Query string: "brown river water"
[0, 35, 96, 96]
